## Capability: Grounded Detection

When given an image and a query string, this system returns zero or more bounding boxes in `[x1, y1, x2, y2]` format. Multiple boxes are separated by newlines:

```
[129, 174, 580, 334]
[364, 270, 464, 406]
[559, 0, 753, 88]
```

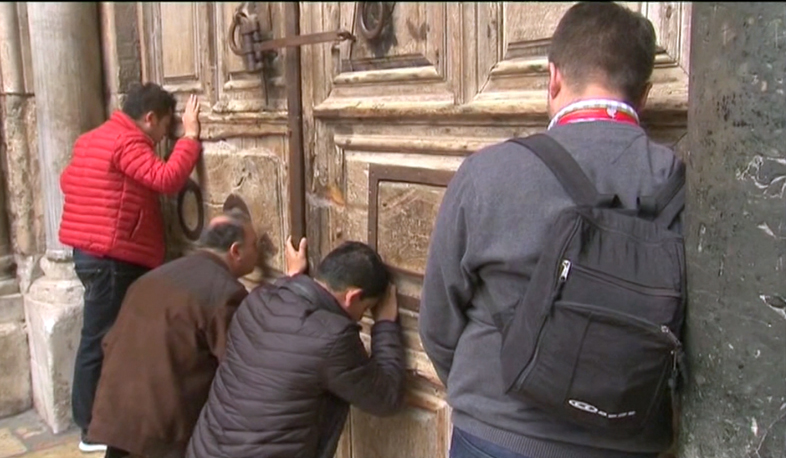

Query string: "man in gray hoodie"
[419, 3, 684, 458]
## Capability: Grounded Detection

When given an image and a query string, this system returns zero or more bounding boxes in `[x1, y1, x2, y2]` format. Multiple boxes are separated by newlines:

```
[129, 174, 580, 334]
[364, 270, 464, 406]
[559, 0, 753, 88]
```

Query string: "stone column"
[0, 1, 31, 419]
[0, 2, 40, 266]
[25, 2, 104, 433]
[681, 3, 786, 457]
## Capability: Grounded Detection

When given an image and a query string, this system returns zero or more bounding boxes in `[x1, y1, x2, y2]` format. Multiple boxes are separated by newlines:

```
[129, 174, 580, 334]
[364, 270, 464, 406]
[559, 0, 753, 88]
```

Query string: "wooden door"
[298, 2, 691, 457]
[138, 1, 294, 283]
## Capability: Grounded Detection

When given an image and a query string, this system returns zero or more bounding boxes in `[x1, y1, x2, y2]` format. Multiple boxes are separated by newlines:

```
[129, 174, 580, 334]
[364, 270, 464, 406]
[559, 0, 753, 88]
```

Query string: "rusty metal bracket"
[251, 30, 354, 54]
[228, 3, 354, 73]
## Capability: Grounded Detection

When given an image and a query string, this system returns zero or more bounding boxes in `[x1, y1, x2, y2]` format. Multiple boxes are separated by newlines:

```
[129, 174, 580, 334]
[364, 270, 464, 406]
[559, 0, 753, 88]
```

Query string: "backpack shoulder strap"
[653, 163, 686, 227]
[509, 134, 616, 207]
[637, 161, 686, 227]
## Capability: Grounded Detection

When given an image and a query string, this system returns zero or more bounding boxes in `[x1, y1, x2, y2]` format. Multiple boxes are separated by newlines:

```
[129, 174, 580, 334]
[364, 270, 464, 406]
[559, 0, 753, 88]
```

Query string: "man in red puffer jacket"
[59, 82, 202, 454]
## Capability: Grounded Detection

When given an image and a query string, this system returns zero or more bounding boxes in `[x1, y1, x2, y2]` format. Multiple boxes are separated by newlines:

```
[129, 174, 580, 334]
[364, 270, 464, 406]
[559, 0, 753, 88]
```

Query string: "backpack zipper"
[556, 259, 684, 377]
[660, 324, 684, 392]
[512, 218, 581, 392]
[514, 301, 682, 392]
[552, 218, 583, 294]
[565, 302, 685, 417]
[561, 261, 681, 298]
[558, 301, 682, 347]
[660, 324, 682, 349]
[559, 260, 572, 283]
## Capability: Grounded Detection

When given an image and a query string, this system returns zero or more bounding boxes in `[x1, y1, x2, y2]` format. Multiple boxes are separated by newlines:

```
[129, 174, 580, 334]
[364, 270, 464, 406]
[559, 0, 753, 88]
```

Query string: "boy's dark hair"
[548, 2, 657, 105]
[122, 82, 177, 120]
[315, 241, 390, 300]
[197, 209, 251, 252]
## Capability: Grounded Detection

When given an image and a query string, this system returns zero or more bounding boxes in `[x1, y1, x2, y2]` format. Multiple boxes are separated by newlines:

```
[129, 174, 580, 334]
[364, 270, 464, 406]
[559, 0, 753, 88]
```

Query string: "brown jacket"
[186, 274, 406, 458]
[88, 251, 248, 457]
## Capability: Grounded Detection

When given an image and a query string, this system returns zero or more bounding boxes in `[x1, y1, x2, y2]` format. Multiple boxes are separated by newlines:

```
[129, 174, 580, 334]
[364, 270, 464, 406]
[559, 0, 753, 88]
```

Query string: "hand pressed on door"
[286, 235, 308, 276]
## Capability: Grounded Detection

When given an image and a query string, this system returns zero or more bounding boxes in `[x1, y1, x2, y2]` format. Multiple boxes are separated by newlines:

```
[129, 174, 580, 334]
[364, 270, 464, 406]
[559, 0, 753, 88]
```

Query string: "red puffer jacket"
[59, 111, 201, 269]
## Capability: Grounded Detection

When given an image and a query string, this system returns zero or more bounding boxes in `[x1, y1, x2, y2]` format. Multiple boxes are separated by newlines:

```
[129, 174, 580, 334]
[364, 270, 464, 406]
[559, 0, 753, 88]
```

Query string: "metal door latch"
[228, 4, 354, 73]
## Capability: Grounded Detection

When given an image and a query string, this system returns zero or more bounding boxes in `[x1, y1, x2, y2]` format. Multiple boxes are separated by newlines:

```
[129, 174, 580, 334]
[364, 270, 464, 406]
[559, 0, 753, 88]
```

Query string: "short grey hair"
[197, 208, 251, 252]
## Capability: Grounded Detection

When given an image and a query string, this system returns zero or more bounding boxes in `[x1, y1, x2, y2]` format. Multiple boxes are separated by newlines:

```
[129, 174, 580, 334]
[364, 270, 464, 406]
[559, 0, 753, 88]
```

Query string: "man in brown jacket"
[87, 208, 260, 458]
[187, 240, 406, 458]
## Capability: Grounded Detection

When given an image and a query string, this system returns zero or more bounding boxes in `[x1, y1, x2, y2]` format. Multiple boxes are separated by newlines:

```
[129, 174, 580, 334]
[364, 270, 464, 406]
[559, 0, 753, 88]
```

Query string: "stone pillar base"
[23, 257, 83, 433]
[0, 292, 31, 418]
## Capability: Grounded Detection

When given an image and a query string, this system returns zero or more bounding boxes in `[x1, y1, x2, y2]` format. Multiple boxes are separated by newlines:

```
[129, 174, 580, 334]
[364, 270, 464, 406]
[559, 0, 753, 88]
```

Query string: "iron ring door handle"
[358, 2, 391, 41]
[177, 178, 205, 241]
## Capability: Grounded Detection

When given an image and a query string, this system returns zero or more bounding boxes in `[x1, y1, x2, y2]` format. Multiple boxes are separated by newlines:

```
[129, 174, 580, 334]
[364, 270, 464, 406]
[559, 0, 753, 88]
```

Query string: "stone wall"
[0, 2, 104, 433]
[680, 3, 786, 457]
[0, 1, 43, 420]
[23, 2, 104, 433]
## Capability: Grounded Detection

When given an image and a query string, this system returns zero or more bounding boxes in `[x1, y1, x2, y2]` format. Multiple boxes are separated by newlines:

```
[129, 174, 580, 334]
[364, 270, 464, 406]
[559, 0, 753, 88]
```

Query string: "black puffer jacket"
[186, 275, 405, 458]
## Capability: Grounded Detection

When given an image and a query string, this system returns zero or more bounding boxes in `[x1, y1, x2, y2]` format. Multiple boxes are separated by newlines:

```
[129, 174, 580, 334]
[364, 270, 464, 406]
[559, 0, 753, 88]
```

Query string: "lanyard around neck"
[548, 99, 640, 130]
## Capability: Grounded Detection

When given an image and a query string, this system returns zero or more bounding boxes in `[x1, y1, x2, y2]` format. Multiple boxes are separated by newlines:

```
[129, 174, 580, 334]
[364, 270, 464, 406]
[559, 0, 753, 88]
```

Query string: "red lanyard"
[555, 107, 639, 127]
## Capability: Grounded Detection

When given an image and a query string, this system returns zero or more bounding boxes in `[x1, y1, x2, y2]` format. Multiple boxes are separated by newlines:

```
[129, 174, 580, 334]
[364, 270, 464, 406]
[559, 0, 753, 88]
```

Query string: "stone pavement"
[0, 410, 91, 458]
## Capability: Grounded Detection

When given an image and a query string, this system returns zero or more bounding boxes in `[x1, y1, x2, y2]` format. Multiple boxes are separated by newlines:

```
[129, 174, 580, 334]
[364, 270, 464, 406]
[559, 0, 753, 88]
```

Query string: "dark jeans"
[104, 447, 130, 458]
[105, 446, 184, 458]
[450, 428, 532, 458]
[72, 249, 149, 434]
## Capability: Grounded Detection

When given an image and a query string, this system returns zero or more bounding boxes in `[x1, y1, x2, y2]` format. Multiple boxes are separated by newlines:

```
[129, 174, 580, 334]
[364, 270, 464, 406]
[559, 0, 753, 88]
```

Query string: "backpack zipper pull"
[559, 260, 572, 283]
[661, 325, 684, 391]
[660, 325, 682, 347]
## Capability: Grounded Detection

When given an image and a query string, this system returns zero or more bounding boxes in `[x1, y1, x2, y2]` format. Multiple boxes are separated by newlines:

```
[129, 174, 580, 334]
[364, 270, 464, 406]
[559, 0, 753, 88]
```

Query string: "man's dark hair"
[315, 241, 390, 300]
[548, 2, 657, 104]
[122, 82, 177, 120]
[197, 209, 251, 252]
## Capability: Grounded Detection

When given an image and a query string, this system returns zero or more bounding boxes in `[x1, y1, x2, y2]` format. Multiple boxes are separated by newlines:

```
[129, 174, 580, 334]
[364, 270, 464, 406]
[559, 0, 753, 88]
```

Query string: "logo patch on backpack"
[568, 399, 636, 419]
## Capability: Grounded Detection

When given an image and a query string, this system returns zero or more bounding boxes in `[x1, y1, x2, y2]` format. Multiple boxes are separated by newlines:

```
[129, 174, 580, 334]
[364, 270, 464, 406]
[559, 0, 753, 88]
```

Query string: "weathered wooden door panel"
[139, 2, 293, 283]
[468, 2, 690, 126]
[300, 2, 690, 458]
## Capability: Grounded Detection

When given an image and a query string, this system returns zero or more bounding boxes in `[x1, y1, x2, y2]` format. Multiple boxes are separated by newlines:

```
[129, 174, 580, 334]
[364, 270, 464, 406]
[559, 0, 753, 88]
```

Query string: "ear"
[229, 241, 242, 260]
[142, 111, 156, 126]
[548, 62, 562, 100]
[636, 82, 653, 113]
[344, 288, 363, 306]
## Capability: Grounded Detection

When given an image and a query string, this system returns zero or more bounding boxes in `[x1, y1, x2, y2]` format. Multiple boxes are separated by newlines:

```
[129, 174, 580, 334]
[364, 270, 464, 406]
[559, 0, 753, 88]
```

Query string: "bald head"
[207, 214, 237, 230]
[198, 208, 251, 251]
[197, 208, 258, 277]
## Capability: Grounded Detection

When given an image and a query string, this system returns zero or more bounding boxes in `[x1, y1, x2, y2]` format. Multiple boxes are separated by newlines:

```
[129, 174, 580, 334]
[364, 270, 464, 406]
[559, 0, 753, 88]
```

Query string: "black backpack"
[495, 134, 687, 437]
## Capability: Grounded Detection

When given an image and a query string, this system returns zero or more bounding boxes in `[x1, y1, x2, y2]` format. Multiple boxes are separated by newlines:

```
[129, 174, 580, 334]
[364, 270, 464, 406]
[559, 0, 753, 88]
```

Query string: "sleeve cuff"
[371, 319, 401, 335]
[176, 137, 202, 154]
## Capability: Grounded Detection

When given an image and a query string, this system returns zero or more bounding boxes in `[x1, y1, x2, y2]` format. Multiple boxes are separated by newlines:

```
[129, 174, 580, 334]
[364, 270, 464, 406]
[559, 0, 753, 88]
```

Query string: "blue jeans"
[450, 428, 532, 458]
[71, 249, 149, 433]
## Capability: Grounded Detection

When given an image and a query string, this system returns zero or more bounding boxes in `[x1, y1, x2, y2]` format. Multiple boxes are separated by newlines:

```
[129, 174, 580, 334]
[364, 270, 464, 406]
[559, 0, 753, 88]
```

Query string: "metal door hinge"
[228, 4, 354, 73]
